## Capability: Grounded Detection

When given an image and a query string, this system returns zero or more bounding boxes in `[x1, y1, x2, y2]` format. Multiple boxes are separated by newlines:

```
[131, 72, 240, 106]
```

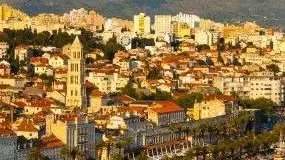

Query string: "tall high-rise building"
[154, 15, 172, 34]
[172, 12, 200, 28]
[66, 36, 87, 108]
[134, 13, 151, 36]
[0, 4, 29, 21]
[171, 21, 191, 38]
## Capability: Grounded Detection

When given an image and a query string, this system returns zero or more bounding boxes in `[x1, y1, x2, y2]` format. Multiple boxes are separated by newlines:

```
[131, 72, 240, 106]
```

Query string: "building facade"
[65, 36, 87, 107]
[134, 13, 151, 36]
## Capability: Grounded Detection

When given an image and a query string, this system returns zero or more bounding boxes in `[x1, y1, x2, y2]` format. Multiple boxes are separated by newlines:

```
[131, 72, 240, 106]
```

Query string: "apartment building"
[46, 114, 96, 159]
[154, 15, 172, 34]
[134, 13, 151, 36]
[213, 72, 285, 105]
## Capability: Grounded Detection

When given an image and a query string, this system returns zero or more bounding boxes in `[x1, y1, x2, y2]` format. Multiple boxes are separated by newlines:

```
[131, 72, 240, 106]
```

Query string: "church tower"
[66, 36, 87, 108]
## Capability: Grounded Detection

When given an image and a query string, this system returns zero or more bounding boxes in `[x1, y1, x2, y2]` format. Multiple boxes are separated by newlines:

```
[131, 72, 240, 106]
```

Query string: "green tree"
[239, 97, 276, 115]
[266, 64, 280, 73]
[153, 91, 173, 101]
[175, 92, 203, 108]
[121, 82, 138, 99]
[28, 147, 49, 160]
[85, 57, 95, 64]
[197, 44, 210, 52]
[104, 36, 125, 60]
[50, 32, 74, 48]
[35, 31, 51, 46]
[147, 67, 162, 80]
[136, 150, 148, 160]
[60, 146, 84, 160]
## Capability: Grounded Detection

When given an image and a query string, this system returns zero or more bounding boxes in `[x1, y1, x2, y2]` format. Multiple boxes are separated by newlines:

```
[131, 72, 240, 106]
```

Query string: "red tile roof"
[0, 84, 10, 89]
[41, 134, 65, 149]
[16, 120, 38, 132]
[90, 90, 104, 97]
[112, 95, 136, 102]
[30, 57, 48, 65]
[12, 101, 27, 109]
[150, 101, 184, 114]
[204, 94, 236, 102]
[0, 127, 16, 137]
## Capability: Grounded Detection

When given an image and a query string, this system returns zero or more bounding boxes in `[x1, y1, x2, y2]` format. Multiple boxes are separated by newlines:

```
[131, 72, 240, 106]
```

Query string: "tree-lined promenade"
[163, 123, 284, 160]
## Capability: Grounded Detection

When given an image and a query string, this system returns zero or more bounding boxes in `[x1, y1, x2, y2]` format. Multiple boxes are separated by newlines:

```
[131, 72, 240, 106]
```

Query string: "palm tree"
[184, 148, 195, 160]
[28, 147, 49, 160]
[60, 146, 84, 160]
[136, 150, 148, 160]
[115, 137, 134, 158]
[95, 140, 106, 160]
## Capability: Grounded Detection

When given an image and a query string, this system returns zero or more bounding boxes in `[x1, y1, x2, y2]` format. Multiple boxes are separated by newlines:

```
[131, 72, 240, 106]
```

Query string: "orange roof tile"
[90, 90, 104, 97]
[150, 101, 184, 114]
[204, 94, 236, 102]
[41, 134, 65, 149]
[0, 127, 16, 137]
[16, 120, 38, 132]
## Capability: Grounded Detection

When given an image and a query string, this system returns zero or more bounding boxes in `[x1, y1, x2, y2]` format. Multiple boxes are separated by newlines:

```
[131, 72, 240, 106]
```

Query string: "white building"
[87, 71, 129, 93]
[213, 72, 285, 106]
[154, 15, 172, 34]
[172, 12, 200, 28]
[195, 30, 213, 46]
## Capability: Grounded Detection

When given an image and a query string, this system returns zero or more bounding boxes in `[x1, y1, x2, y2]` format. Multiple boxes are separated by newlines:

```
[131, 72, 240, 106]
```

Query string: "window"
[77, 52, 80, 59]
[71, 76, 74, 84]
[73, 52, 76, 59]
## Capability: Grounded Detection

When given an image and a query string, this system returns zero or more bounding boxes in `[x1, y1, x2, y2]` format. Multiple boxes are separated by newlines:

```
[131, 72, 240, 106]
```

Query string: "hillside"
[0, 0, 285, 28]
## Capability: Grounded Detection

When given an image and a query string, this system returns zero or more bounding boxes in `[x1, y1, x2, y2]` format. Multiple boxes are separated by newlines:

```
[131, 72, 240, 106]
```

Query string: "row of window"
[70, 75, 80, 84]
[72, 51, 82, 59]
[70, 63, 80, 72]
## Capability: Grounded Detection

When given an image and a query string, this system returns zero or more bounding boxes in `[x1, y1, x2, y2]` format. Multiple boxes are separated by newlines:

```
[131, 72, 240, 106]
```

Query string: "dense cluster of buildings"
[0, 4, 284, 160]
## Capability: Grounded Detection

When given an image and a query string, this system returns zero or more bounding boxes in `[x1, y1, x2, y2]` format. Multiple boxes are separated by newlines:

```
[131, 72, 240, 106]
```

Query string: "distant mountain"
[1, 0, 285, 28]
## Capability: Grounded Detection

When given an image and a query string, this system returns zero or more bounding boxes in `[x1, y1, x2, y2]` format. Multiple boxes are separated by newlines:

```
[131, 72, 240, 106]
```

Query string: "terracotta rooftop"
[16, 120, 38, 132]
[30, 57, 48, 65]
[204, 94, 236, 102]
[0, 127, 16, 137]
[0, 64, 10, 69]
[0, 84, 11, 89]
[150, 101, 184, 114]
[12, 101, 27, 109]
[112, 95, 136, 102]
[90, 90, 104, 97]
[41, 134, 65, 149]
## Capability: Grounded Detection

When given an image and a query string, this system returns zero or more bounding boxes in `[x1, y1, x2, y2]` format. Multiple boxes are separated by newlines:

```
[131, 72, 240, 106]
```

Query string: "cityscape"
[0, 2, 285, 160]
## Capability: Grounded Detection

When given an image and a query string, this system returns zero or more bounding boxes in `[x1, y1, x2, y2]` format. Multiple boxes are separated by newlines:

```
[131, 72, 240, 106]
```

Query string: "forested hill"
[1, 0, 285, 28]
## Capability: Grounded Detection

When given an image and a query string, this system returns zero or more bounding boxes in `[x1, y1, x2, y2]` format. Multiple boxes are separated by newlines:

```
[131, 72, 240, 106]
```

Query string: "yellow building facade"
[0, 4, 29, 21]
[171, 21, 191, 38]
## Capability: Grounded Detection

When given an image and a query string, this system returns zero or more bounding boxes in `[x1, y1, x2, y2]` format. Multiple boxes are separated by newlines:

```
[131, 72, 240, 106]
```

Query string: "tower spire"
[65, 36, 87, 108]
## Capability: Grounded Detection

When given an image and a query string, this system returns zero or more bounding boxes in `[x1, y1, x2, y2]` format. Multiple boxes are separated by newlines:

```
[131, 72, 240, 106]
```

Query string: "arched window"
[73, 52, 76, 59]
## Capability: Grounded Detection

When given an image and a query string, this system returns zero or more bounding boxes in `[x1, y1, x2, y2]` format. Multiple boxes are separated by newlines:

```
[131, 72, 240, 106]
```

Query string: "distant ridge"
[0, 0, 285, 28]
